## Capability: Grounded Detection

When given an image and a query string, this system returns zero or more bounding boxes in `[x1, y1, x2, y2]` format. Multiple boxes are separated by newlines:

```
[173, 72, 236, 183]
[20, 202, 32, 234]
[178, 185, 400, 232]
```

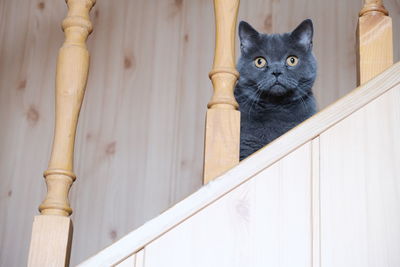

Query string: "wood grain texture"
[203, 0, 240, 183]
[28, 0, 95, 265]
[319, 84, 400, 267]
[1, 0, 400, 266]
[203, 109, 240, 183]
[144, 143, 312, 267]
[38, 0, 95, 217]
[28, 215, 73, 267]
[357, 0, 393, 85]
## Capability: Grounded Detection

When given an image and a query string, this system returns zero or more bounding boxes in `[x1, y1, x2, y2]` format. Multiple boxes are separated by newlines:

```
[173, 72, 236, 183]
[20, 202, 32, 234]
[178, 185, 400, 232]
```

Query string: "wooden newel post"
[203, 0, 241, 184]
[357, 0, 393, 85]
[28, 0, 95, 266]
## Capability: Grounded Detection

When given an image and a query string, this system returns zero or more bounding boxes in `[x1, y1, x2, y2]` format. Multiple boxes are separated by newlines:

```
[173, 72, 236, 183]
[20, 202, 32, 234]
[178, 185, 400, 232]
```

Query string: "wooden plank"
[0, 0, 65, 265]
[146, 143, 312, 267]
[135, 249, 145, 267]
[357, 0, 393, 85]
[70, 1, 196, 264]
[78, 62, 400, 266]
[319, 85, 400, 266]
[311, 137, 321, 267]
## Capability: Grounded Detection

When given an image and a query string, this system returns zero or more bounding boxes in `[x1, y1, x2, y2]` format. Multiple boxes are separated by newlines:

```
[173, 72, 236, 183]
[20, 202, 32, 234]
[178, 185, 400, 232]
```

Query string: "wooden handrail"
[203, 0, 241, 184]
[357, 0, 393, 85]
[28, 0, 95, 266]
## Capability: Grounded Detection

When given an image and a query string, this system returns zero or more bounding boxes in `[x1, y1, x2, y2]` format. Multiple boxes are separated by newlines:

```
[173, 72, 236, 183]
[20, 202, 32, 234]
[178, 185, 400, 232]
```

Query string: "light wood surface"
[28, 215, 73, 267]
[203, 109, 240, 183]
[319, 85, 400, 267]
[78, 61, 400, 267]
[1, 1, 400, 265]
[357, 0, 393, 85]
[28, 0, 95, 266]
[40, 0, 95, 217]
[203, 0, 240, 183]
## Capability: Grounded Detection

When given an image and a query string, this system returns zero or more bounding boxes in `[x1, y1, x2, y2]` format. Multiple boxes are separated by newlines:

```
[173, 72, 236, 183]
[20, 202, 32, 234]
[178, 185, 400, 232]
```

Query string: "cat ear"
[238, 21, 259, 52]
[290, 19, 313, 50]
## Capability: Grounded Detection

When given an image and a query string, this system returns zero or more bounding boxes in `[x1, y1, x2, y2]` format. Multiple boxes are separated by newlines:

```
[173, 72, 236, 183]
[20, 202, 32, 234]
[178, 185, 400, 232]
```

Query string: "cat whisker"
[246, 87, 263, 119]
[294, 86, 313, 113]
[238, 91, 258, 109]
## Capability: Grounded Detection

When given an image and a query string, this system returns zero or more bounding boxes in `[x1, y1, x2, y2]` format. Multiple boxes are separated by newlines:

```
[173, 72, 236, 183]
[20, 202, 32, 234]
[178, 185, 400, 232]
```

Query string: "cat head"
[237, 19, 317, 102]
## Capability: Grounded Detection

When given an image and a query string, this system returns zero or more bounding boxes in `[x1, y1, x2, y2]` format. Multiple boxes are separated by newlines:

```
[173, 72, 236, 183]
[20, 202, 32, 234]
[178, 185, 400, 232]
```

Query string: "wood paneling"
[1, 0, 400, 266]
[319, 85, 400, 267]
[311, 137, 321, 267]
[0, 1, 65, 266]
[145, 143, 312, 267]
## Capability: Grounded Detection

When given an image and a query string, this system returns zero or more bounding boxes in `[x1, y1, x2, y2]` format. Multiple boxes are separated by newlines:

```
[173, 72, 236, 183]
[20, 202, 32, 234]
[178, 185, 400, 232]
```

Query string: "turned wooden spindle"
[28, 0, 95, 266]
[357, 0, 393, 85]
[203, 0, 241, 184]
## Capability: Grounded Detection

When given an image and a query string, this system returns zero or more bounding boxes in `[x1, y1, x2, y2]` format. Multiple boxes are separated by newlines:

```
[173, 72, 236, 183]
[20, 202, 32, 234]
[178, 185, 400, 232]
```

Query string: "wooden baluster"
[203, 0, 241, 184]
[357, 0, 393, 85]
[28, 0, 95, 266]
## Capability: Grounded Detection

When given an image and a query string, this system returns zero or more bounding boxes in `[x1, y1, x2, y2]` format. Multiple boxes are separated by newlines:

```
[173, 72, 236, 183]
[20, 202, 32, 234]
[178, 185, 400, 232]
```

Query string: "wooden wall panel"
[145, 143, 312, 267]
[0, 1, 64, 266]
[0, 0, 399, 266]
[319, 85, 400, 267]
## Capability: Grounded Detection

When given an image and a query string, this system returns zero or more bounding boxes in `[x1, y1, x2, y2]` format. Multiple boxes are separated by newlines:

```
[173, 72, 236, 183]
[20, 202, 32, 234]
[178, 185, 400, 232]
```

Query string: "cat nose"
[272, 71, 282, 77]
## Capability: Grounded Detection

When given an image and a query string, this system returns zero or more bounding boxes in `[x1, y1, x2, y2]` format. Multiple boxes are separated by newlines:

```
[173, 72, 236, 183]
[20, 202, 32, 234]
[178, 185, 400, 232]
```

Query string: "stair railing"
[203, 0, 241, 184]
[27, 0, 397, 265]
[27, 0, 95, 266]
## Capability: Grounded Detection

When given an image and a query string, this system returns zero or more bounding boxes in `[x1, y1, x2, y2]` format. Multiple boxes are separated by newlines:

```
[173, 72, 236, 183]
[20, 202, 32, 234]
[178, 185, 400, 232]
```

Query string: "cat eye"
[286, 56, 299, 66]
[254, 57, 267, 68]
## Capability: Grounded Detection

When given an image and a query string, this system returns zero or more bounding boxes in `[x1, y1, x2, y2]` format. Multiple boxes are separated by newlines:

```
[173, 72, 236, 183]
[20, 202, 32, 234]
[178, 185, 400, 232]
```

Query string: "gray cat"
[235, 19, 317, 160]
